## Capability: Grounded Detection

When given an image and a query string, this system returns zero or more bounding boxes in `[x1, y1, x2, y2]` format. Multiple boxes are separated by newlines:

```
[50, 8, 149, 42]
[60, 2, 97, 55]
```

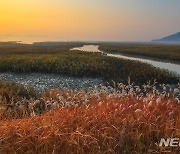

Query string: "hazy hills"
[153, 32, 180, 43]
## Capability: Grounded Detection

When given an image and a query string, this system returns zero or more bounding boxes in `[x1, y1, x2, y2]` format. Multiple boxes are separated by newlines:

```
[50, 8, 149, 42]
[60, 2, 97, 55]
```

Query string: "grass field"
[0, 43, 179, 153]
[0, 81, 179, 153]
[0, 45, 178, 84]
[99, 44, 180, 63]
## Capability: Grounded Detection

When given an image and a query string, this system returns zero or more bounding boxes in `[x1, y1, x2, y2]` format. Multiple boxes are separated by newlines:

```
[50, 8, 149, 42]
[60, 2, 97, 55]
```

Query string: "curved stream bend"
[71, 45, 180, 75]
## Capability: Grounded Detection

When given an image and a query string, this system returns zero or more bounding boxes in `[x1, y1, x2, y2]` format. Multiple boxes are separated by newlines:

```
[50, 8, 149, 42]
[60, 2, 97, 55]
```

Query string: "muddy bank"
[0, 73, 104, 91]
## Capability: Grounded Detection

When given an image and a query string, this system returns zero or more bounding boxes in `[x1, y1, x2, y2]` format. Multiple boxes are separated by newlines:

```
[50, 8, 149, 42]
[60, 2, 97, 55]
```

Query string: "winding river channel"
[71, 45, 180, 75]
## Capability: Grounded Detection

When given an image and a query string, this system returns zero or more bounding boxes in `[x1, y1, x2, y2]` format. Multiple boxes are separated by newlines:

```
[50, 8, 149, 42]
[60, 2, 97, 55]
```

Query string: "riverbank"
[99, 44, 180, 64]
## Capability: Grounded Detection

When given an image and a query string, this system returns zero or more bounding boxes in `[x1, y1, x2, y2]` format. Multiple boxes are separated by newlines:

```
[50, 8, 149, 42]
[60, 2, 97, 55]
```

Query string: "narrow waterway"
[71, 45, 180, 75]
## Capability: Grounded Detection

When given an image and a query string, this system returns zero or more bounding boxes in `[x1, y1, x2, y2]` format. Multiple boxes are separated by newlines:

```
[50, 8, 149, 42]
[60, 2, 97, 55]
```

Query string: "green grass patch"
[0, 81, 37, 103]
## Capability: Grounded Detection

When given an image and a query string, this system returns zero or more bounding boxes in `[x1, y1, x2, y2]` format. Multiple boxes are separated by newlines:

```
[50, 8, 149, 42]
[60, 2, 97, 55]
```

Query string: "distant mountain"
[152, 32, 180, 43]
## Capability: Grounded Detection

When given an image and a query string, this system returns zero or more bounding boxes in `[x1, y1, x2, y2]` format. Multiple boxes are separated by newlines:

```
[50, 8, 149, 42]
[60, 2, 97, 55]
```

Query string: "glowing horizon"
[0, 0, 180, 43]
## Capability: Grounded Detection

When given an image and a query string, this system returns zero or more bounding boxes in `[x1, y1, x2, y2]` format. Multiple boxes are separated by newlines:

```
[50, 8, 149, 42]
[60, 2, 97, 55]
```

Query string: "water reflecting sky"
[72, 45, 180, 75]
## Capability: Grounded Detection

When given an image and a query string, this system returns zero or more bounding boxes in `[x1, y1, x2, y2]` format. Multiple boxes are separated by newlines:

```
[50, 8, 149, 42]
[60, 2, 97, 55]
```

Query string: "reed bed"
[0, 51, 177, 84]
[0, 81, 179, 153]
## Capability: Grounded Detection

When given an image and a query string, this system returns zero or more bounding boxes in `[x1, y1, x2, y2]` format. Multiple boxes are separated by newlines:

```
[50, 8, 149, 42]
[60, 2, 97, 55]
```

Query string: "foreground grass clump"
[99, 44, 180, 63]
[0, 81, 37, 101]
[0, 82, 179, 153]
[0, 50, 177, 84]
[0, 95, 179, 153]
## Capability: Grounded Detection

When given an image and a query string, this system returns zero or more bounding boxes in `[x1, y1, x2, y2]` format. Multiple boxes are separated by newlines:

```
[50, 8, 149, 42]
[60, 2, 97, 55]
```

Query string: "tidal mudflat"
[0, 73, 104, 91]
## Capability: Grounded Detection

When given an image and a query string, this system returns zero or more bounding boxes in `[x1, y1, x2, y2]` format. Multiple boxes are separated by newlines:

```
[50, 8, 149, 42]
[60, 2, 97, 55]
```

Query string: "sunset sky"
[0, 0, 180, 43]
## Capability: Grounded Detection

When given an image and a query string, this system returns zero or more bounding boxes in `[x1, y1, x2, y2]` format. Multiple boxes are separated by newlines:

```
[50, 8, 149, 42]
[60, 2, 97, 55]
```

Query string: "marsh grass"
[0, 50, 177, 84]
[0, 84, 179, 154]
[0, 81, 37, 102]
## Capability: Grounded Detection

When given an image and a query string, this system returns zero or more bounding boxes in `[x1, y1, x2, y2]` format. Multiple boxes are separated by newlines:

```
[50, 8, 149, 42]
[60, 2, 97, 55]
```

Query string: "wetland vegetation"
[0, 80, 179, 153]
[0, 43, 179, 154]
[0, 44, 178, 84]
